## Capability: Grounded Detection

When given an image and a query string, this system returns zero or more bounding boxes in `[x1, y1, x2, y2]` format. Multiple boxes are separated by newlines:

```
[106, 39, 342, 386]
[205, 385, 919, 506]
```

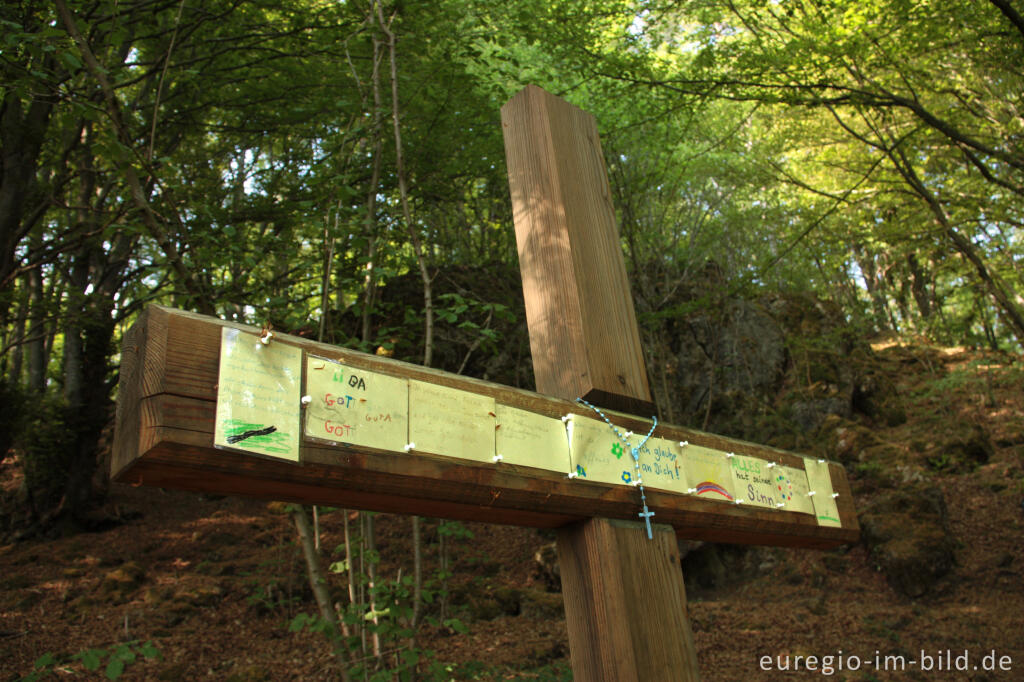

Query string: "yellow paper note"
[730, 454, 779, 508]
[214, 328, 301, 461]
[804, 458, 842, 527]
[304, 356, 408, 452]
[774, 465, 815, 515]
[567, 415, 635, 485]
[494, 405, 570, 472]
[682, 445, 735, 502]
[408, 380, 496, 463]
[632, 437, 689, 494]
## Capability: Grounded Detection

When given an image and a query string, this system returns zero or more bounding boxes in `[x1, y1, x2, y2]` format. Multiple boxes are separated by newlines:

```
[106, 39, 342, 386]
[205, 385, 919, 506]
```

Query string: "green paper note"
[682, 445, 735, 502]
[730, 454, 781, 508]
[775, 465, 815, 515]
[632, 437, 689, 494]
[494, 405, 570, 472]
[567, 414, 636, 485]
[408, 380, 496, 463]
[804, 458, 842, 527]
[304, 356, 409, 452]
[214, 328, 301, 461]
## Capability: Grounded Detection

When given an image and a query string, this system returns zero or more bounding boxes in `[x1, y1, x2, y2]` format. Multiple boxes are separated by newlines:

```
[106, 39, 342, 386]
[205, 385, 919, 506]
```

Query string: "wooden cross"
[111, 86, 857, 681]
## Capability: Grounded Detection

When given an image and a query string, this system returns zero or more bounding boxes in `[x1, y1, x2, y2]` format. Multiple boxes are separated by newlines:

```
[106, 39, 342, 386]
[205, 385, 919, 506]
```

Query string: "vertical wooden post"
[501, 85, 654, 418]
[502, 85, 702, 681]
[557, 519, 701, 682]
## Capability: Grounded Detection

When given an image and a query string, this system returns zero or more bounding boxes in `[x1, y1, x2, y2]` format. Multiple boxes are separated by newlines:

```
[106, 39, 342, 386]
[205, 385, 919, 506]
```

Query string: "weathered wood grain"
[111, 304, 858, 548]
[501, 85, 653, 416]
[504, 86, 702, 681]
[558, 519, 701, 682]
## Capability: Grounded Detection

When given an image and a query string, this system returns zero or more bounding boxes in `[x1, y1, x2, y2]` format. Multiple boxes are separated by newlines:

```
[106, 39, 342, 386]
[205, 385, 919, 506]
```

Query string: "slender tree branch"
[56, 0, 214, 314]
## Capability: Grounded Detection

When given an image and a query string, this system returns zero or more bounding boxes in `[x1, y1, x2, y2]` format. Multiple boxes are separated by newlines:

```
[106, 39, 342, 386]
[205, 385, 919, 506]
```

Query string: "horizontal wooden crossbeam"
[112, 305, 858, 549]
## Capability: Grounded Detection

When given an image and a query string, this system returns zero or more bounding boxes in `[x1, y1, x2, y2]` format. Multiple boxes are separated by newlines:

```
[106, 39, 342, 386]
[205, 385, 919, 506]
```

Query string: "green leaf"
[33, 652, 58, 669]
[77, 649, 105, 670]
[58, 50, 82, 72]
[289, 613, 312, 632]
[139, 641, 161, 659]
[443, 617, 469, 634]
[105, 658, 125, 680]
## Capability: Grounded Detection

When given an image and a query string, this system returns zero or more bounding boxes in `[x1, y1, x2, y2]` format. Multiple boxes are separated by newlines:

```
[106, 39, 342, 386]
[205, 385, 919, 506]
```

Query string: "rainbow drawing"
[695, 481, 734, 500]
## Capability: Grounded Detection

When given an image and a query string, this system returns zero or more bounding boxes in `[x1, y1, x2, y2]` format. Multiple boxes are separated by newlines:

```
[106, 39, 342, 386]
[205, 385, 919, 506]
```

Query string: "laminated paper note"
[494, 404, 570, 472]
[730, 454, 780, 509]
[804, 458, 842, 527]
[631, 437, 689, 494]
[567, 414, 636, 485]
[774, 465, 815, 515]
[409, 380, 496, 463]
[214, 328, 301, 461]
[304, 356, 408, 453]
[682, 445, 735, 502]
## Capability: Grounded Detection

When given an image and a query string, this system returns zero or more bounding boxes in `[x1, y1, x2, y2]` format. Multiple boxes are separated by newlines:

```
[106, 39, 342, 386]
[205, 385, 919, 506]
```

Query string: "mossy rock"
[781, 394, 851, 433]
[519, 588, 564, 620]
[821, 416, 879, 465]
[850, 444, 908, 492]
[926, 424, 994, 473]
[532, 542, 560, 592]
[852, 371, 906, 426]
[450, 581, 522, 621]
[680, 543, 774, 596]
[859, 484, 956, 598]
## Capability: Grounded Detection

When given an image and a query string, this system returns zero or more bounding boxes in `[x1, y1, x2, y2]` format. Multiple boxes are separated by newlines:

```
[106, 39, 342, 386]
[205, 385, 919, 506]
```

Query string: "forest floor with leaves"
[2, 340, 1023, 681]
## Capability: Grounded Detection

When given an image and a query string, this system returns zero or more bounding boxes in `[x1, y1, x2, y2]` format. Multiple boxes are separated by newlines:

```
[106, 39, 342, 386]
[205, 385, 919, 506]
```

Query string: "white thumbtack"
[404, 443, 415, 452]
[775, 502, 786, 509]
[687, 487, 698, 494]
[726, 452, 735, 458]
[567, 471, 579, 479]
[301, 395, 312, 406]
[493, 454, 503, 463]
[808, 491, 817, 497]
[624, 431, 634, 438]
[679, 440, 689, 448]
[631, 479, 643, 487]
[562, 414, 573, 422]
[766, 462, 777, 469]
[832, 493, 840, 499]
[259, 330, 274, 345]
[734, 499, 745, 505]
[818, 458, 826, 464]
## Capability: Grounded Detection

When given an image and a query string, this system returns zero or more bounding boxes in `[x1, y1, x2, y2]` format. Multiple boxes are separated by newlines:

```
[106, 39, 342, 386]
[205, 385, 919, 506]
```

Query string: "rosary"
[575, 397, 659, 539]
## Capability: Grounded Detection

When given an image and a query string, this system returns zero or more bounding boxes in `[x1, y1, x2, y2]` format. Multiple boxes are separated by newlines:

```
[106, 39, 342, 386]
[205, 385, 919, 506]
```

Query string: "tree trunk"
[892, 147, 1024, 343]
[906, 253, 934, 321]
[26, 261, 46, 394]
[378, 3, 427, 650]
[360, 32, 385, 346]
[291, 505, 353, 681]
[0, 86, 54, 322]
[854, 247, 894, 332]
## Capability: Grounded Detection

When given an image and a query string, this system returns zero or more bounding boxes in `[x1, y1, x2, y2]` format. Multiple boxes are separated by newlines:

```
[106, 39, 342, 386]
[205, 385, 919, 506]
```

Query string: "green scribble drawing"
[223, 419, 293, 454]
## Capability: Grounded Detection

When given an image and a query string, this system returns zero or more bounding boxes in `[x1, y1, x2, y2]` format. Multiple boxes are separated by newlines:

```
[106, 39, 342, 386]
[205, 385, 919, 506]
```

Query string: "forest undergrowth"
[1, 338, 1022, 681]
